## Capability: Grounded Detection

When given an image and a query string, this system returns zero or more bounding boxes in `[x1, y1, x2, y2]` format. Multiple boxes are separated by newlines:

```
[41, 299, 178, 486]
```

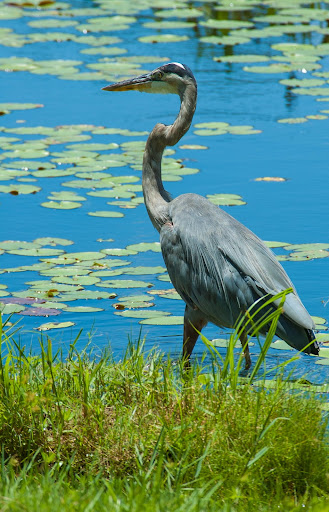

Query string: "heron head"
[102, 62, 196, 96]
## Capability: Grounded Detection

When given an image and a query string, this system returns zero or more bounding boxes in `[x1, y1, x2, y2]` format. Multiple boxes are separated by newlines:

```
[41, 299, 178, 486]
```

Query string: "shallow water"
[0, 0, 328, 383]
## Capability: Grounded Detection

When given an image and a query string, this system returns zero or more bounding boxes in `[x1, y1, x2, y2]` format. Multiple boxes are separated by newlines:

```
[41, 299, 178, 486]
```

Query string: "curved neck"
[142, 83, 197, 232]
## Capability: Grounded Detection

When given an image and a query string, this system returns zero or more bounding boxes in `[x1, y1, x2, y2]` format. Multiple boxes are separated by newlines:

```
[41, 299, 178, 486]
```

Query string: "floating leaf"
[0, 184, 41, 195]
[200, 35, 251, 45]
[0, 303, 25, 314]
[277, 117, 308, 124]
[33, 237, 73, 247]
[98, 279, 153, 289]
[125, 242, 161, 253]
[254, 177, 287, 182]
[271, 340, 294, 351]
[65, 306, 104, 313]
[206, 193, 246, 206]
[138, 34, 189, 43]
[0, 103, 43, 111]
[88, 211, 124, 217]
[64, 252, 106, 261]
[264, 241, 289, 248]
[51, 276, 101, 286]
[41, 201, 82, 209]
[7, 248, 64, 256]
[140, 315, 184, 325]
[115, 309, 170, 319]
[101, 248, 138, 256]
[306, 114, 328, 120]
[311, 316, 327, 325]
[155, 8, 203, 18]
[214, 54, 270, 63]
[36, 321, 75, 331]
[123, 266, 166, 275]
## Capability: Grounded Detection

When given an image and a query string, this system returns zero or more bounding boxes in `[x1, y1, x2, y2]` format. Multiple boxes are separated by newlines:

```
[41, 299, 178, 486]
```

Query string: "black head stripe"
[159, 62, 195, 83]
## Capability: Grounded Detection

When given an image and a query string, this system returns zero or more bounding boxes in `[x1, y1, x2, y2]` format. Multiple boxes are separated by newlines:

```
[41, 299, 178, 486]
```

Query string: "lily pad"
[138, 34, 189, 43]
[87, 211, 124, 217]
[115, 309, 170, 318]
[214, 54, 270, 63]
[98, 279, 153, 289]
[0, 184, 41, 195]
[36, 321, 75, 331]
[0, 303, 25, 314]
[41, 201, 82, 209]
[206, 193, 246, 206]
[140, 315, 184, 325]
[65, 306, 104, 313]
[125, 242, 161, 253]
[277, 117, 308, 124]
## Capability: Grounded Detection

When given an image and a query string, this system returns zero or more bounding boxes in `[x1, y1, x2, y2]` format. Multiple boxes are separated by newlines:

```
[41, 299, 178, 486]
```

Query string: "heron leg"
[239, 330, 251, 370]
[183, 305, 208, 366]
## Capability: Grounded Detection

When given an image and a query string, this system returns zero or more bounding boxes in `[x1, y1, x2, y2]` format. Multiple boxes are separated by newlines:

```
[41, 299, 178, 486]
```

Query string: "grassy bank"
[0, 310, 328, 511]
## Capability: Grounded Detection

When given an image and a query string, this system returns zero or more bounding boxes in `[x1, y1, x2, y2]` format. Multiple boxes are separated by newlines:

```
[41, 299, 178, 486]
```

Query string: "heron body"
[103, 62, 319, 368]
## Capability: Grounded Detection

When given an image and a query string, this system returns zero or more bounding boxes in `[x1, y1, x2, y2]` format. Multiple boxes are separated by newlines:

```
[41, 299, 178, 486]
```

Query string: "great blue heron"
[103, 62, 319, 369]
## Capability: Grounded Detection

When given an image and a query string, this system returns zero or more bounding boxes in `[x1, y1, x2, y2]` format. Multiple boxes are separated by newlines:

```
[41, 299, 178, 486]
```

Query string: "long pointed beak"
[102, 72, 153, 93]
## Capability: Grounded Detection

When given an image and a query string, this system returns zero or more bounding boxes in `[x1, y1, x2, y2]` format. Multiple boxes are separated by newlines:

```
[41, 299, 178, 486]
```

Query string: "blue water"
[0, 1, 328, 383]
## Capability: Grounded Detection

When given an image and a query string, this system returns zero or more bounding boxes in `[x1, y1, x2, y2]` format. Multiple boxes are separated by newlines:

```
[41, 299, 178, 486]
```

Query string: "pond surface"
[0, 0, 329, 383]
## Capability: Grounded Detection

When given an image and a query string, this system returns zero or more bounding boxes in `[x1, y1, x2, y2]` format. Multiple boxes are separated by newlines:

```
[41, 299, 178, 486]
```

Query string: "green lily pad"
[140, 315, 184, 325]
[123, 266, 167, 275]
[41, 201, 82, 209]
[0, 103, 43, 111]
[264, 241, 289, 248]
[0, 303, 25, 314]
[214, 54, 270, 63]
[200, 19, 253, 30]
[65, 306, 104, 313]
[98, 279, 153, 289]
[65, 252, 106, 261]
[311, 316, 327, 325]
[138, 34, 189, 43]
[194, 121, 229, 130]
[31, 302, 67, 310]
[57, 291, 116, 301]
[101, 248, 138, 256]
[206, 193, 246, 206]
[315, 359, 329, 366]
[306, 115, 328, 120]
[36, 321, 75, 331]
[47, 192, 86, 202]
[51, 276, 101, 286]
[161, 292, 182, 300]
[0, 184, 41, 195]
[143, 21, 195, 29]
[33, 237, 74, 246]
[115, 309, 170, 319]
[7, 248, 64, 256]
[228, 125, 262, 135]
[277, 117, 308, 124]
[271, 340, 294, 351]
[88, 211, 124, 217]
[200, 35, 251, 45]
[279, 78, 325, 87]
[155, 8, 203, 18]
[284, 243, 329, 252]
[157, 274, 171, 282]
[125, 242, 161, 253]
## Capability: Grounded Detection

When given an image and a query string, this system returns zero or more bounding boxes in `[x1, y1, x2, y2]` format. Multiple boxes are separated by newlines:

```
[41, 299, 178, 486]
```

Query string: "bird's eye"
[153, 71, 163, 81]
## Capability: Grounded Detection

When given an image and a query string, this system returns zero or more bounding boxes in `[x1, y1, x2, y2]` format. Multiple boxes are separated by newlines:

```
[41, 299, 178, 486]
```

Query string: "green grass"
[0, 297, 328, 512]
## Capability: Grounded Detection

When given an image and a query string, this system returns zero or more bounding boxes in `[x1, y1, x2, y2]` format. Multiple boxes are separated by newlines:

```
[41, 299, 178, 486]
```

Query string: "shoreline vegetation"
[0, 295, 328, 512]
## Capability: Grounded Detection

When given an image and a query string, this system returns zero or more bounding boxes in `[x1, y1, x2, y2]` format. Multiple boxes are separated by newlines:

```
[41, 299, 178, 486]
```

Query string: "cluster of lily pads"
[0, 103, 257, 211]
[0, 0, 327, 97]
[0, 237, 328, 334]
